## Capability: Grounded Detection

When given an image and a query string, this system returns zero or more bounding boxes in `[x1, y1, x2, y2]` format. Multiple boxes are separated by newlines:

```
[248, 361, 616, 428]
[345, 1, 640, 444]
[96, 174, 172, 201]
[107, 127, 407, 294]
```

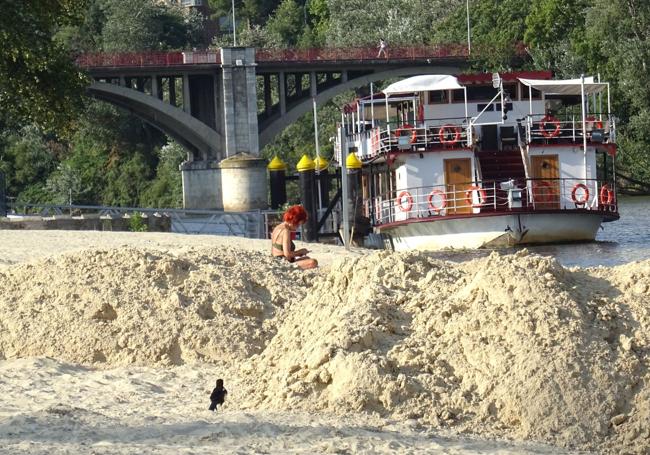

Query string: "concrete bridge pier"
[180, 47, 266, 211]
[180, 160, 223, 210]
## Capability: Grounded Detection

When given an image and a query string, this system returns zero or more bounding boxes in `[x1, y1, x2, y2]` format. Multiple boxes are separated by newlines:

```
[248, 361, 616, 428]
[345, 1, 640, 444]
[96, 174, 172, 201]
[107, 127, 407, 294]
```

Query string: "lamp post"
[466, 0, 471, 55]
[232, 0, 237, 46]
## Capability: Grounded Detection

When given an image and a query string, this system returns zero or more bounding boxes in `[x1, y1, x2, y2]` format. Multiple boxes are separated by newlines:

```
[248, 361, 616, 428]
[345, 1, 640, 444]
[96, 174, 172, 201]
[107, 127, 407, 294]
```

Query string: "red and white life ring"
[438, 124, 461, 145]
[396, 191, 413, 212]
[394, 124, 417, 144]
[427, 189, 447, 211]
[599, 184, 614, 206]
[571, 183, 590, 205]
[540, 115, 561, 138]
[465, 185, 487, 208]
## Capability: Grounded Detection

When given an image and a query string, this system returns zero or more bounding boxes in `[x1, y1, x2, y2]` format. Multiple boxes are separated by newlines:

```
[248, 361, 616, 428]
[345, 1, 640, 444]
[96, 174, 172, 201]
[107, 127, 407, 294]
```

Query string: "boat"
[334, 71, 619, 251]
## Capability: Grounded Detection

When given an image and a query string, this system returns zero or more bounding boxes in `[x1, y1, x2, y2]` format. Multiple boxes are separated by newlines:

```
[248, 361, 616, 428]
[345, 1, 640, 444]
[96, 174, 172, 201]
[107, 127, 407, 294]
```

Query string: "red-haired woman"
[271, 205, 318, 270]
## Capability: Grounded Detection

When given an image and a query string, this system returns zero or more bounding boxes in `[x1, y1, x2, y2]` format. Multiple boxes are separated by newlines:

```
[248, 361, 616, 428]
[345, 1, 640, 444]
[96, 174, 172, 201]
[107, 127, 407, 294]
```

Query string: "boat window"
[477, 103, 495, 112]
[466, 86, 499, 101]
[451, 89, 465, 103]
[495, 103, 513, 112]
[428, 90, 448, 104]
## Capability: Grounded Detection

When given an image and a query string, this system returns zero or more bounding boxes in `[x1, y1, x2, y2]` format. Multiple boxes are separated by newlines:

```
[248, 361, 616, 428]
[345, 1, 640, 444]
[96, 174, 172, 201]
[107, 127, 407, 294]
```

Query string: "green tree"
[265, 0, 304, 47]
[0, 0, 89, 133]
[207, 0, 280, 29]
[326, 0, 457, 48]
[432, 0, 531, 71]
[140, 141, 186, 208]
[103, 152, 154, 206]
[101, 0, 203, 52]
[0, 126, 56, 197]
[579, 0, 650, 183]
[523, 0, 588, 74]
[46, 162, 83, 205]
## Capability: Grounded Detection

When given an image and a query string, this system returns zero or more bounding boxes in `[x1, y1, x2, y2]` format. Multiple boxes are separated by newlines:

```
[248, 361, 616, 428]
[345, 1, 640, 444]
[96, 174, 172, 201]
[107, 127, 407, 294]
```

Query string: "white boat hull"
[377, 211, 605, 251]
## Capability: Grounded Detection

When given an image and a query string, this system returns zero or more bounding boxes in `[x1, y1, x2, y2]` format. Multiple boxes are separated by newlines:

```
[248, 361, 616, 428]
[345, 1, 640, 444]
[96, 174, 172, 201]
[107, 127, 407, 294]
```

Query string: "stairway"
[476, 150, 527, 211]
[476, 149, 526, 182]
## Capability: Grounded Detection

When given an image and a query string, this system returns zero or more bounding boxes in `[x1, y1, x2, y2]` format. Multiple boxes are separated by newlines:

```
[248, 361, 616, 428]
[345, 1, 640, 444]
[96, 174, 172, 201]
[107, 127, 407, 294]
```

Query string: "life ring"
[571, 183, 590, 205]
[439, 124, 461, 145]
[394, 124, 417, 144]
[427, 189, 447, 211]
[396, 191, 413, 212]
[465, 185, 487, 208]
[540, 115, 561, 138]
[586, 116, 604, 130]
[532, 181, 554, 203]
[599, 184, 614, 206]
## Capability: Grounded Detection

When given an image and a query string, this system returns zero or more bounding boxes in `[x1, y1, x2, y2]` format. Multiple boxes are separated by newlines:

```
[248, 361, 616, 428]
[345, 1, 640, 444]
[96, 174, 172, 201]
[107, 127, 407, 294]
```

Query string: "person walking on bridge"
[377, 38, 388, 59]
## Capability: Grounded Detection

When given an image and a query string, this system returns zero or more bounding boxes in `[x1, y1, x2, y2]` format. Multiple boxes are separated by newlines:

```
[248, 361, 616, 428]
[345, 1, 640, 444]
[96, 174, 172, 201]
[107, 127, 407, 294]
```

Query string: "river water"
[436, 196, 650, 268]
[528, 196, 650, 267]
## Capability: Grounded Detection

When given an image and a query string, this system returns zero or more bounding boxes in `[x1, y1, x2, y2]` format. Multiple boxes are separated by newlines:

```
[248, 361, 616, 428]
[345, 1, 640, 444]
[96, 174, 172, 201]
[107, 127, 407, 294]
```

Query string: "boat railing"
[349, 120, 471, 161]
[368, 177, 617, 225]
[525, 113, 615, 145]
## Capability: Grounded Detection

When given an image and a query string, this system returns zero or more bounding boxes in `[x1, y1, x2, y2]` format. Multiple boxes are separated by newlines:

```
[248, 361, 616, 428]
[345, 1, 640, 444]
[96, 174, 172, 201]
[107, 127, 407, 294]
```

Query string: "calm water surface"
[529, 196, 650, 267]
[435, 196, 650, 268]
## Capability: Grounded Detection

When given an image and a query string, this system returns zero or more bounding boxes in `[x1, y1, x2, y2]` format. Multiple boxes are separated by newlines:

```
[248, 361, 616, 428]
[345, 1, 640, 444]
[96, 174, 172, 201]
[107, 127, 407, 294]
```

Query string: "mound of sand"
[0, 247, 311, 365]
[0, 246, 647, 453]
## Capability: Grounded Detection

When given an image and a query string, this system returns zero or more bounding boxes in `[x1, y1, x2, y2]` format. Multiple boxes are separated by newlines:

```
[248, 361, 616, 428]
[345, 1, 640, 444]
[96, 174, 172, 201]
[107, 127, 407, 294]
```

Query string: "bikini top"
[272, 226, 296, 252]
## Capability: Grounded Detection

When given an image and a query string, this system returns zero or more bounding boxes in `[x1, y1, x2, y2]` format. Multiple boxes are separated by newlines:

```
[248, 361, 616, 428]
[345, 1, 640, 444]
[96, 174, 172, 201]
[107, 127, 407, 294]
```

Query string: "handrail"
[77, 42, 531, 69]
[370, 178, 618, 226]
[525, 112, 616, 145]
[76, 45, 472, 68]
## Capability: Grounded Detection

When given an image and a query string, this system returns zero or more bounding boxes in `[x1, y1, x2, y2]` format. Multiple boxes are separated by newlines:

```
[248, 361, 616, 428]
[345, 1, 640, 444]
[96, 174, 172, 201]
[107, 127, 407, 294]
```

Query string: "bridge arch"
[258, 65, 462, 149]
[87, 82, 222, 160]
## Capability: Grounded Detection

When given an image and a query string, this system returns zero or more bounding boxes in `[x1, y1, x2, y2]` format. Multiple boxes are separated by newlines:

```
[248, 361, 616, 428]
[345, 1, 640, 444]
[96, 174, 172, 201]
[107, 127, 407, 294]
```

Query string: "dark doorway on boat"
[481, 124, 498, 150]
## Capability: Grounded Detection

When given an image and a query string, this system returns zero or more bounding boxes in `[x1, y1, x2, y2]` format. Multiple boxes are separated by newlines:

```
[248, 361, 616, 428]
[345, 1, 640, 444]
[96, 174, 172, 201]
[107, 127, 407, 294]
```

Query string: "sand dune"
[0, 231, 648, 454]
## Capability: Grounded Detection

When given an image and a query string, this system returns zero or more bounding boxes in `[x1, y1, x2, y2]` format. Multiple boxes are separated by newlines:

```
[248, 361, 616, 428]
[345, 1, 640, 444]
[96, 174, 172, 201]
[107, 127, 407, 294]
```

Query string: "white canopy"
[383, 75, 462, 94]
[518, 76, 607, 95]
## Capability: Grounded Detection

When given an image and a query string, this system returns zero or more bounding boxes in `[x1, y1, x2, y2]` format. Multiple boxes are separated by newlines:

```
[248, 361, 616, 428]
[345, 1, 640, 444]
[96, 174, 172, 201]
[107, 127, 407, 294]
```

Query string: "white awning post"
[413, 97, 417, 126]
[464, 87, 470, 143]
[500, 77, 505, 122]
[357, 101, 366, 133]
[607, 82, 613, 140]
[370, 83, 375, 128]
[581, 75, 588, 180]
[385, 94, 390, 129]
[340, 113, 350, 249]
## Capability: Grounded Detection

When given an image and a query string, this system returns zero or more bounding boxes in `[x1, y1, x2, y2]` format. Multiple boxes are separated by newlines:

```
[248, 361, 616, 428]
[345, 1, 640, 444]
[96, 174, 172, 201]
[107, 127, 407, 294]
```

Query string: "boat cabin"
[336, 70, 618, 231]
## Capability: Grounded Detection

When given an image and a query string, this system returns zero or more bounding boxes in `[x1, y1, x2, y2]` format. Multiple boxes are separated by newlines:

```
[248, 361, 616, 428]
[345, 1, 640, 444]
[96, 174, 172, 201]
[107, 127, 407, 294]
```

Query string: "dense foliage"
[1, 0, 650, 208]
[0, 1, 89, 134]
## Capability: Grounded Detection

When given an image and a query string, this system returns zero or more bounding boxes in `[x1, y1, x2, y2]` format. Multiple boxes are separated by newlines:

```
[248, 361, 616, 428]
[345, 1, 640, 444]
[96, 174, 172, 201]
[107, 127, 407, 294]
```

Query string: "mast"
[580, 75, 588, 180]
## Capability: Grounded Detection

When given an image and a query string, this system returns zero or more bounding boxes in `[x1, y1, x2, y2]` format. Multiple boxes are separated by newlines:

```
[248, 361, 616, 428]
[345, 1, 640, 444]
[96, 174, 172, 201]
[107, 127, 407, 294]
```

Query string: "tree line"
[1, 0, 649, 208]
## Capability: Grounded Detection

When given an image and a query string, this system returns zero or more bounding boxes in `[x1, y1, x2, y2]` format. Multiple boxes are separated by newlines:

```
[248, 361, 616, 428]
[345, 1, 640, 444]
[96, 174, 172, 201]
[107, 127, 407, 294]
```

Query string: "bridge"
[78, 46, 474, 210]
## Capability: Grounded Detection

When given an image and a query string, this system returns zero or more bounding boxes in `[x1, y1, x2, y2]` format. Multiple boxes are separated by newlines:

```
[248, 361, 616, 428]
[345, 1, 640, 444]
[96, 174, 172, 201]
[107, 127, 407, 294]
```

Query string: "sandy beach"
[0, 230, 648, 454]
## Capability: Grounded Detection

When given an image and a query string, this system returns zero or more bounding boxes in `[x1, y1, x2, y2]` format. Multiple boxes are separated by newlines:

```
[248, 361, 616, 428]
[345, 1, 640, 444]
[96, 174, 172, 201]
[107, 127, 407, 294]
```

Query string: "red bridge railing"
[76, 44, 473, 68]
[77, 52, 185, 68]
[254, 44, 469, 62]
